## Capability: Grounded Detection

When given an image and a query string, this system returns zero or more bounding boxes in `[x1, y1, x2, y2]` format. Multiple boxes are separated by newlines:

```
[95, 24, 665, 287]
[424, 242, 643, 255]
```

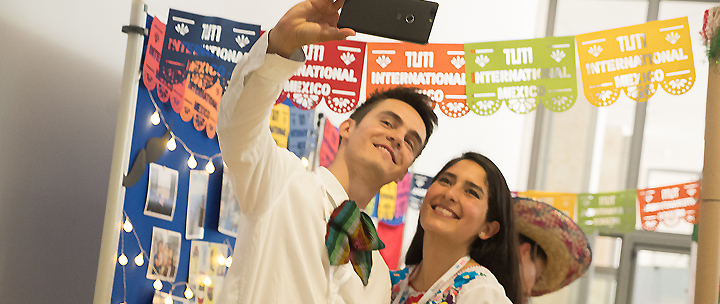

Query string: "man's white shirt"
[215, 32, 391, 304]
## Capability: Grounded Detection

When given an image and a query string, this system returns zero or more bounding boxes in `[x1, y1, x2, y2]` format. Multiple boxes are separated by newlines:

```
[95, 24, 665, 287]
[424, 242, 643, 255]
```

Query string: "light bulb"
[184, 287, 194, 299]
[135, 253, 144, 266]
[205, 160, 215, 174]
[151, 111, 161, 125]
[118, 254, 128, 266]
[204, 276, 212, 286]
[187, 154, 197, 169]
[123, 219, 133, 232]
[225, 256, 233, 267]
[301, 157, 309, 168]
[167, 136, 177, 151]
[164, 296, 173, 304]
[154, 279, 163, 290]
[216, 255, 226, 265]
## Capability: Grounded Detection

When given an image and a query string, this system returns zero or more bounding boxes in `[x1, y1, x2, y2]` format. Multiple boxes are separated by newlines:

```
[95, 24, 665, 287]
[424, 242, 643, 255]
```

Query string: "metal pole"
[624, 0, 658, 190]
[613, 2, 658, 304]
[527, 0, 558, 191]
[93, 1, 145, 303]
[310, 112, 325, 171]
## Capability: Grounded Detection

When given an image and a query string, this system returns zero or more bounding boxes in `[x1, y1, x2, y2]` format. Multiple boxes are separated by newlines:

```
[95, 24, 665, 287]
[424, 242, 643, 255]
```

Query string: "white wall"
[0, 1, 131, 302]
[0, 0, 539, 302]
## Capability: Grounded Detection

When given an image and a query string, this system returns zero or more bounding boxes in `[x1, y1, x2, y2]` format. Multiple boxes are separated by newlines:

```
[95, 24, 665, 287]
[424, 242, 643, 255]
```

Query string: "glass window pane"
[632, 250, 690, 304]
[555, 0, 650, 37]
[589, 273, 618, 304]
[535, 0, 650, 194]
[556, 0, 650, 194]
[593, 236, 623, 268]
[635, 1, 716, 235]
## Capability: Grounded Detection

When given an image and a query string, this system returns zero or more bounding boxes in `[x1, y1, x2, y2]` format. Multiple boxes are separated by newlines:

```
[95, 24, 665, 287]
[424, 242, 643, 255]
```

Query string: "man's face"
[341, 98, 426, 184]
[519, 243, 546, 304]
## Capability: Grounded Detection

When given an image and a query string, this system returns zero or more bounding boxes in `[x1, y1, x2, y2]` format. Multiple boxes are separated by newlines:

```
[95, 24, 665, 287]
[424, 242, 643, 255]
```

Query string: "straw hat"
[514, 197, 592, 297]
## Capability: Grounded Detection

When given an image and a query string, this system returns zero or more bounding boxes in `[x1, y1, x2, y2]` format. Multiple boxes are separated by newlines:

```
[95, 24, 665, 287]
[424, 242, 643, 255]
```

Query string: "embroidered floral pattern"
[453, 272, 480, 287]
[392, 268, 410, 285]
[390, 268, 484, 304]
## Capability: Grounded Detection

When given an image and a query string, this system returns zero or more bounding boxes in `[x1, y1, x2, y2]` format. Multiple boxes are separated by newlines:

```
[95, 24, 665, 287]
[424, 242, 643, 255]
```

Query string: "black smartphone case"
[337, 0, 438, 45]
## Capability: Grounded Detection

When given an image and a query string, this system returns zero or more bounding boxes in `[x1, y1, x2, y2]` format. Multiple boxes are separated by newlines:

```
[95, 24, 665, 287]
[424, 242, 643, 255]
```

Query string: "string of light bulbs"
[147, 89, 222, 173]
[116, 89, 235, 303]
[118, 211, 234, 304]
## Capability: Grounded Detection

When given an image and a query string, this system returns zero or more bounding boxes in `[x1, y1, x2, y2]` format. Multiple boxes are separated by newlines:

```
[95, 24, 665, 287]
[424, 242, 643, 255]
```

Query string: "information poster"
[287, 99, 315, 159]
[366, 194, 380, 218]
[318, 119, 339, 168]
[380, 173, 412, 225]
[408, 173, 432, 211]
[281, 40, 366, 113]
[464, 36, 577, 115]
[577, 190, 637, 234]
[377, 222, 405, 270]
[366, 43, 469, 118]
[576, 17, 695, 106]
[377, 181, 398, 222]
[269, 103, 290, 148]
[637, 181, 700, 231]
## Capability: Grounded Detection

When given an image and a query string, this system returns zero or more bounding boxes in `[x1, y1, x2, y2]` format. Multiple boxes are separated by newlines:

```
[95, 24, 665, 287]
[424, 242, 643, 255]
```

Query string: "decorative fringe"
[701, 7, 720, 61]
[707, 26, 720, 61]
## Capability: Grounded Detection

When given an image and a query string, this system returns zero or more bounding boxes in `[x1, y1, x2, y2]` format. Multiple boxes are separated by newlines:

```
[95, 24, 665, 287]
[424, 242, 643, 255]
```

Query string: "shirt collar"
[315, 167, 349, 208]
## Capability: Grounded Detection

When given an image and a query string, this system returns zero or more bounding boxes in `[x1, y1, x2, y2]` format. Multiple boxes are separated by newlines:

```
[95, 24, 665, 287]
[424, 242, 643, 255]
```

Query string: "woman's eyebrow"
[464, 180, 485, 195]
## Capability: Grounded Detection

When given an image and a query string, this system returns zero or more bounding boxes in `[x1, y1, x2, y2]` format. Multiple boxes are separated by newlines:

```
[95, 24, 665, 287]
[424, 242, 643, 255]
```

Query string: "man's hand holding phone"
[268, 0, 356, 58]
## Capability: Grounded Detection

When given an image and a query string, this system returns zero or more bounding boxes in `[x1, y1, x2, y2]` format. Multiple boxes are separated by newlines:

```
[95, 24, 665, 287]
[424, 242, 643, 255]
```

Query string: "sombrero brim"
[514, 197, 592, 297]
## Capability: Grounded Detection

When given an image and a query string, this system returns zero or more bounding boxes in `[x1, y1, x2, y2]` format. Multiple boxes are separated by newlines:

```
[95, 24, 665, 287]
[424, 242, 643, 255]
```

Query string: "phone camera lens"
[405, 14, 415, 23]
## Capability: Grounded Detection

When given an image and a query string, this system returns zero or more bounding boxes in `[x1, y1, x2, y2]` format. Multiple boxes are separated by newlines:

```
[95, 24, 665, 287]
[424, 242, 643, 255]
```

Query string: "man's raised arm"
[216, 0, 355, 216]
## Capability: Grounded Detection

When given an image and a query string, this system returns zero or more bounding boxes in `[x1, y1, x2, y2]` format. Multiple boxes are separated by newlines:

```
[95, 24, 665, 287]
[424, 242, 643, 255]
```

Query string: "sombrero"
[514, 197, 592, 297]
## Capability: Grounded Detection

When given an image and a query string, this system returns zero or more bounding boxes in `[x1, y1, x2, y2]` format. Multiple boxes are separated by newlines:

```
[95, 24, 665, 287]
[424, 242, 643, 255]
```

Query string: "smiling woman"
[391, 152, 521, 304]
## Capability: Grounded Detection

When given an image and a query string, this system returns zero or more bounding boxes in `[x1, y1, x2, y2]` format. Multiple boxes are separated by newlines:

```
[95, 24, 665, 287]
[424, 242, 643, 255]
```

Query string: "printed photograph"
[147, 227, 182, 282]
[188, 240, 229, 304]
[144, 163, 179, 221]
[218, 164, 240, 237]
[186, 170, 209, 239]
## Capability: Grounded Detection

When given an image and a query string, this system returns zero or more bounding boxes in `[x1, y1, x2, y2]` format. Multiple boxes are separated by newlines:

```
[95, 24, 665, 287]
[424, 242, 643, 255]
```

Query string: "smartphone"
[337, 0, 439, 45]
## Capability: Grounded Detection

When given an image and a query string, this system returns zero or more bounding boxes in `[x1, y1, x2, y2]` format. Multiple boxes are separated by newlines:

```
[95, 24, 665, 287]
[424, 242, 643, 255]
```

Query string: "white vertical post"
[93, 1, 145, 303]
[694, 61, 720, 304]
[687, 241, 698, 304]
[310, 113, 326, 171]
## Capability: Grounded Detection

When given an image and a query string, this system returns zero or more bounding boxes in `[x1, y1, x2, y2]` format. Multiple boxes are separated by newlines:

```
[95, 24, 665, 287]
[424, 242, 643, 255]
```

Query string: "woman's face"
[420, 159, 498, 246]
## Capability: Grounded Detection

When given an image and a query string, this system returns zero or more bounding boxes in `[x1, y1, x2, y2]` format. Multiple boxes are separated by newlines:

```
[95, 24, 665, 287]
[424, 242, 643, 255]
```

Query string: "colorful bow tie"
[326, 200, 385, 286]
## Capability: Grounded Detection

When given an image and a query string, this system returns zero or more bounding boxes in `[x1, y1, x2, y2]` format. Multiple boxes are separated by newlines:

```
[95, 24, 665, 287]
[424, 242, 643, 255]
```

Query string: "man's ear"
[338, 119, 355, 140]
[518, 242, 532, 256]
[478, 221, 500, 240]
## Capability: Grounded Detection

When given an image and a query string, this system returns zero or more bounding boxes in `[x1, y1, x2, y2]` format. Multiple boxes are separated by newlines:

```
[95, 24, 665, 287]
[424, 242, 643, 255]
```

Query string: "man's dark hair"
[347, 87, 437, 155]
[405, 152, 522, 304]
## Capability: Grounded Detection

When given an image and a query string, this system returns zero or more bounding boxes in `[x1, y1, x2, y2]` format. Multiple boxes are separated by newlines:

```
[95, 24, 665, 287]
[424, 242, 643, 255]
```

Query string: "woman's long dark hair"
[405, 152, 521, 304]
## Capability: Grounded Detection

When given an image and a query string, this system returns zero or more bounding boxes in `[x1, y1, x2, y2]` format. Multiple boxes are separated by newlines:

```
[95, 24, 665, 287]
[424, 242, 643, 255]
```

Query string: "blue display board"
[110, 12, 258, 303]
